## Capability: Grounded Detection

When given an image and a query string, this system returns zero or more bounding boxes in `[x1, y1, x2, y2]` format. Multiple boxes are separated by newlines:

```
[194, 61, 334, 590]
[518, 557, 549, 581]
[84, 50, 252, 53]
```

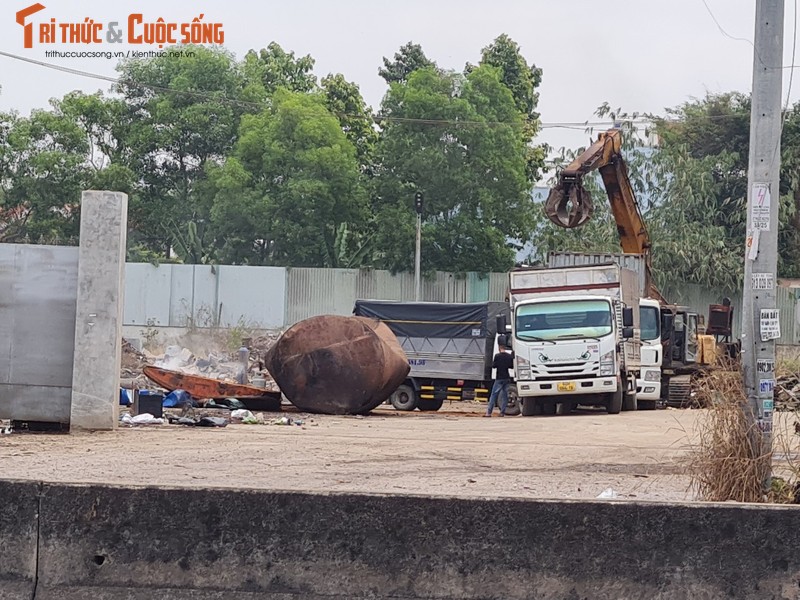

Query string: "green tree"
[321, 73, 378, 169]
[209, 90, 367, 266]
[653, 92, 798, 282]
[474, 34, 546, 185]
[532, 101, 760, 290]
[373, 65, 533, 273]
[115, 45, 244, 261]
[778, 101, 800, 277]
[378, 42, 435, 85]
[0, 105, 90, 244]
[242, 42, 317, 102]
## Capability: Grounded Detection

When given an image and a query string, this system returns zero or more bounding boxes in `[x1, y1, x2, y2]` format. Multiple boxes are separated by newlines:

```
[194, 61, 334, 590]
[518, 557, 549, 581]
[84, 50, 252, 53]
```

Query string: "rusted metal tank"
[264, 315, 410, 415]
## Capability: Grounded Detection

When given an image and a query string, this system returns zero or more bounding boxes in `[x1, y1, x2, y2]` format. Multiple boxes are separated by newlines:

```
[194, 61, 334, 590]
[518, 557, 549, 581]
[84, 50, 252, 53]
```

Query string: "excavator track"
[666, 375, 693, 408]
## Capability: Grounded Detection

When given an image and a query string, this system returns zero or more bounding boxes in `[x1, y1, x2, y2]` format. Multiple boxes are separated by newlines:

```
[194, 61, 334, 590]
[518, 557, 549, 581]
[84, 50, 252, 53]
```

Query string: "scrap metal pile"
[132, 315, 410, 416]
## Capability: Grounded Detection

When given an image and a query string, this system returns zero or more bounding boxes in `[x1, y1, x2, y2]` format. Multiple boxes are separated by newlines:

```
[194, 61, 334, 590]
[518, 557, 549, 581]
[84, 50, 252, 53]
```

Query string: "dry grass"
[685, 365, 771, 503]
[777, 346, 800, 379]
[682, 348, 800, 503]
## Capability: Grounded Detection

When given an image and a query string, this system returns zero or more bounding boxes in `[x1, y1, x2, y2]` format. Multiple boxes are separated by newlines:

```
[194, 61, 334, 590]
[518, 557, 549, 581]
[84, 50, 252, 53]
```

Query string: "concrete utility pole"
[414, 192, 423, 301]
[742, 0, 784, 464]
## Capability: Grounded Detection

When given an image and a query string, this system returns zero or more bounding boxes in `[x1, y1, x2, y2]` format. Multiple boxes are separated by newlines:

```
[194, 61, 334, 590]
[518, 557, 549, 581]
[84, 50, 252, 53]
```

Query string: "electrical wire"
[772, 0, 798, 172]
[0, 49, 779, 130]
[700, 0, 758, 47]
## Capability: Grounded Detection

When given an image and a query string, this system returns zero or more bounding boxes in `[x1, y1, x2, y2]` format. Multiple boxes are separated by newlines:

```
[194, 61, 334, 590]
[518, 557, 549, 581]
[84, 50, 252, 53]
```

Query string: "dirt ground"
[0, 402, 703, 502]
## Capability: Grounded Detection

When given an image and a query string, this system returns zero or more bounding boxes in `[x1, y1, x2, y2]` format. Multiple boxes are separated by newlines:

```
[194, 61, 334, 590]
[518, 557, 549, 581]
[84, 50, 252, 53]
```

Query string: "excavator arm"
[544, 129, 664, 302]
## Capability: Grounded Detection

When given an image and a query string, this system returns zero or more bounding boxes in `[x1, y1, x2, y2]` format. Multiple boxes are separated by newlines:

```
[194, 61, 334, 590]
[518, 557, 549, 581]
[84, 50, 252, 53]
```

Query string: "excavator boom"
[544, 129, 663, 301]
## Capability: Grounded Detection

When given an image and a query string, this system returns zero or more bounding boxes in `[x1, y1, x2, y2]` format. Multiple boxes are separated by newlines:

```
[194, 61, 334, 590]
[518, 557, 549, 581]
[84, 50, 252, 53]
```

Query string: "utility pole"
[742, 0, 784, 469]
[414, 192, 423, 301]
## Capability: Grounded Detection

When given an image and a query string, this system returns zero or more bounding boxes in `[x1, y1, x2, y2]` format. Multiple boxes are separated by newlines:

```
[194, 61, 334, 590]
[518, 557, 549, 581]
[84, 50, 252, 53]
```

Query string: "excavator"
[543, 128, 736, 407]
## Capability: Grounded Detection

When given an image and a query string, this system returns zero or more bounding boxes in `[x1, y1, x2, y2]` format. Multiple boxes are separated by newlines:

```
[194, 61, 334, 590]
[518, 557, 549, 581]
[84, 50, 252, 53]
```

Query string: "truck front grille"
[532, 362, 599, 379]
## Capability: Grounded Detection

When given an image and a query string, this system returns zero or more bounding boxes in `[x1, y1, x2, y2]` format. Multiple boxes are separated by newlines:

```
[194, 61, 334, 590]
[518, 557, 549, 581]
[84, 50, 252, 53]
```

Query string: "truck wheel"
[391, 384, 417, 411]
[521, 398, 542, 417]
[607, 389, 623, 415]
[505, 384, 521, 416]
[556, 401, 575, 415]
[622, 389, 637, 412]
[417, 398, 444, 412]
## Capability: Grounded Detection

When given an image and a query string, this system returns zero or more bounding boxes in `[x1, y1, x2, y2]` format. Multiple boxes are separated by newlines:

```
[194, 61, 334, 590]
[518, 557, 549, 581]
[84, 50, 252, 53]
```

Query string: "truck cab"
[637, 298, 662, 408]
[508, 264, 640, 416]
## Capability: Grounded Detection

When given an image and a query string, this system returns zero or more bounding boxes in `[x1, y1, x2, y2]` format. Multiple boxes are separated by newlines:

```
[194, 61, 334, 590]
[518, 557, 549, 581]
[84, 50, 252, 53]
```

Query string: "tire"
[521, 397, 542, 417]
[417, 398, 444, 412]
[556, 401, 575, 415]
[391, 384, 417, 411]
[638, 399, 657, 411]
[607, 388, 623, 415]
[542, 401, 557, 416]
[505, 384, 521, 416]
[622, 389, 637, 412]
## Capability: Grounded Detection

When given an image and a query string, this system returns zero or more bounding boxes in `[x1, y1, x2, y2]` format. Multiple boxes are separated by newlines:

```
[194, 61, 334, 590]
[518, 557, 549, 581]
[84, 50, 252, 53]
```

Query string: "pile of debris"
[776, 375, 800, 411]
[121, 339, 151, 389]
[120, 335, 280, 391]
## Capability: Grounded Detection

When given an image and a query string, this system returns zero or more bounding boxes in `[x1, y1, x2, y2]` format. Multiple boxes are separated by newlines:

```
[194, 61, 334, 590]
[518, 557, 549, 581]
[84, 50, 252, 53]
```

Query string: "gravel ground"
[0, 402, 702, 502]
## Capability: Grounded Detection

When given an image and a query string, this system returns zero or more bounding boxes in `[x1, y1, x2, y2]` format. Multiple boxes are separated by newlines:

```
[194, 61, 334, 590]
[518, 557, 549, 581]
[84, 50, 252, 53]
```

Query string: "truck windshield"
[640, 306, 660, 341]
[515, 299, 613, 341]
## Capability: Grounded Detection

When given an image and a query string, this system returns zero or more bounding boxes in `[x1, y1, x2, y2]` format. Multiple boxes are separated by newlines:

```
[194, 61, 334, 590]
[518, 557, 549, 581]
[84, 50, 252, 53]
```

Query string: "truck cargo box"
[547, 252, 648, 299]
[353, 300, 509, 381]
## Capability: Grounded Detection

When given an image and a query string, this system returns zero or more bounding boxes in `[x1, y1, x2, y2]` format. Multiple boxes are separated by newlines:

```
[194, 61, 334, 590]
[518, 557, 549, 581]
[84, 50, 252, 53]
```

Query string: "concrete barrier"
[3, 481, 799, 599]
[0, 481, 39, 600]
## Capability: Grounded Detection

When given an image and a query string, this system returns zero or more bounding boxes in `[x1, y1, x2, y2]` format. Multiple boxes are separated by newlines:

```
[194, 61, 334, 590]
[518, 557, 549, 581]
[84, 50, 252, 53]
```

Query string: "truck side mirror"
[496, 315, 508, 334]
[622, 327, 634, 340]
[622, 307, 634, 328]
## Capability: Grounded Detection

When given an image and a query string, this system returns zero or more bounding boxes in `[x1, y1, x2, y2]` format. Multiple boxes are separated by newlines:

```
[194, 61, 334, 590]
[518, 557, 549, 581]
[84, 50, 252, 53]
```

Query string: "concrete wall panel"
[0, 480, 39, 600]
[0, 244, 78, 422]
[19, 482, 800, 600]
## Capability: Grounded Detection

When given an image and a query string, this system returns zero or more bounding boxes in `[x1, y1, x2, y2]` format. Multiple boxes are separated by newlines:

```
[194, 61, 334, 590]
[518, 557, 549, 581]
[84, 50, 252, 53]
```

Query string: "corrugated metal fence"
[123, 264, 799, 344]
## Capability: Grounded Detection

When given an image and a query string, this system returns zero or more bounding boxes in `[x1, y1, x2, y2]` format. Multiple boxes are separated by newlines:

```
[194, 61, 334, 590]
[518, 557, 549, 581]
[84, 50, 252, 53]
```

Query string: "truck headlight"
[599, 350, 615, 376]
[645, 371, 660, 382]
[516, 356, 531, 379]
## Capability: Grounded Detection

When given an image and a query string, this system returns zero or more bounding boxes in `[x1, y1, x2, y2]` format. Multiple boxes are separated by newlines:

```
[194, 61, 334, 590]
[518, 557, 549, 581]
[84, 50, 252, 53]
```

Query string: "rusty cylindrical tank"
[264, 315, 410, 415]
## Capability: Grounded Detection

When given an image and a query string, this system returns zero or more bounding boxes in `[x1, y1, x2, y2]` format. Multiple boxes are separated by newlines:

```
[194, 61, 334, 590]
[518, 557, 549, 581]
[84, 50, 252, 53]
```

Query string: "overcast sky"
[0, 0, 796, 155]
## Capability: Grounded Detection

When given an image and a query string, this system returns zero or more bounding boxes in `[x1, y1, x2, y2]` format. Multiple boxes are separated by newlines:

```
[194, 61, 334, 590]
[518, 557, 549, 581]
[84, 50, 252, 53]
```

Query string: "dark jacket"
[493, 351, 514, 380]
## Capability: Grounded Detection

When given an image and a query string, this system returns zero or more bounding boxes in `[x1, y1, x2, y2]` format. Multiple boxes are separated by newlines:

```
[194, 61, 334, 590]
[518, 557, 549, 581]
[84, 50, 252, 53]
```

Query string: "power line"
[700, 0, 758, 47]
[0, 49, 656, 129]
[767, 0, 798, 173]
[699, 0, 800, 72]
[0, 49, 787, 130]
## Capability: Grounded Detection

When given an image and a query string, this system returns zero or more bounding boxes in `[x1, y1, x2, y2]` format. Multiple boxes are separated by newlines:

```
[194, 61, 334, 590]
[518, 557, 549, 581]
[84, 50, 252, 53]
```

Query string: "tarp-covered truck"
[353, 300, 518, 415]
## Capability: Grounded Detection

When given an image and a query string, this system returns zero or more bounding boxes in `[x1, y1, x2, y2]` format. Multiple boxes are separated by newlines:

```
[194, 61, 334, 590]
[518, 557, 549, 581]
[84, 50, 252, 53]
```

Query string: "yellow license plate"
[557, 382, 576, 392]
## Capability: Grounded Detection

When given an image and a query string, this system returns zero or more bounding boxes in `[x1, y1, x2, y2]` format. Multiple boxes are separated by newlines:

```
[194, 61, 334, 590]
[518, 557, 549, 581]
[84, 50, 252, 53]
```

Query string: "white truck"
[504, 263, 640, 416]
[547, 251, 708, 409]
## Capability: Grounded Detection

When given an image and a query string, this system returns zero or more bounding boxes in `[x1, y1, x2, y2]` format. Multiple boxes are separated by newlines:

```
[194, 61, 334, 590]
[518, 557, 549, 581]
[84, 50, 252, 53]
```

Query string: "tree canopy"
[2, 39, 798, 286]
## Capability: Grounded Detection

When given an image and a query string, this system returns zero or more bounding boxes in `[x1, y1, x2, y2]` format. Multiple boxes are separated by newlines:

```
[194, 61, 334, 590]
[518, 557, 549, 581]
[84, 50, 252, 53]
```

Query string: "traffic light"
[414, 192, 423, 215]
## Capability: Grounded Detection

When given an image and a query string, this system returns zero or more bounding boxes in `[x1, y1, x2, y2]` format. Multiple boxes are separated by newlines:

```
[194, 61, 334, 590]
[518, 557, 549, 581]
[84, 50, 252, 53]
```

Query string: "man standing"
[485, 343, 514, 417]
